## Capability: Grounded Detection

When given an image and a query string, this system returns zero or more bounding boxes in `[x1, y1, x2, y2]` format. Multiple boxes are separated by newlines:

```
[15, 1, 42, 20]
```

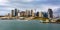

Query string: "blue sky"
[0, 0, 60, 16]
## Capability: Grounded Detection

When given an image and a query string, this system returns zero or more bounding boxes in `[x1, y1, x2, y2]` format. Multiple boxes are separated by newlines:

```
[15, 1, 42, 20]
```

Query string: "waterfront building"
[36, 12, 39, 17]
[31, 10, 34, 17]
[11, 10, 15, 17]
[48, 8, 53, 19]
[28, 10, 31, 17]
[43, 12, 48, 18]
[8, 13, 11, 18]
[26, 10, 29, 17]
[15, 9, 18, 16]
[17, 10, 20, 17]
[36, 11, 44, 17]
[8, 13, 10, 17]
[39, 12, 43, 17]
[18, 12, 20, 17]
[20, 11, 26, 17]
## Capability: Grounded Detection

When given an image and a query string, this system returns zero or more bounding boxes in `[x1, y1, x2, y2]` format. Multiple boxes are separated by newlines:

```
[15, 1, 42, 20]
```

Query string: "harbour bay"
[0, 20, 60, 30]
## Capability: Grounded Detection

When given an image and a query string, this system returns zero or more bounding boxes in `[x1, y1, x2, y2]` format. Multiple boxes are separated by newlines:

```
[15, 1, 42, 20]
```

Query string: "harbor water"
[0, 20, 60, 30]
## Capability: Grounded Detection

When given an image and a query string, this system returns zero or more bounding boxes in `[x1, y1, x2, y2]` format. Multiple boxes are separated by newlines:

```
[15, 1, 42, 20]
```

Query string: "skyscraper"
[36, 11, 43, 17]
[43, 12, 48, 18]
[28, 10, 31, 17]
[18, 10, 20, 17]
[18, 12, 20, 17]
[15, 9, 18, 16]
[48, 8, 53, 18]
[26, 10, 29, 17]
[31, 10, 34, 17]
[36, 12, 39, 17]
[39, 12, 43, 17]
[26, 10, 28, 17]
[11, 10, 15, 17]
[20, 11, 26, 17]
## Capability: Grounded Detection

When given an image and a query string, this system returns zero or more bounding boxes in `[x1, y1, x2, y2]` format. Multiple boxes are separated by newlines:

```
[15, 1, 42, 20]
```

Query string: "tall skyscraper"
[18, 12, 20, 17]
[20, 11, 26, 17]
[11, 10, 15, 17]
[28, 10, 31, 17]
[15, 9, 18, 16]
[31, 10, 34, 17]
[36, 12, 39, 17]
[8, 13, 10, 17]
[43, 12, 48, 18]
[26, 10, 29, 17]
[48, 8, 53, 18]
[18, 10, 20, 17]
[39, 12, 43, 17]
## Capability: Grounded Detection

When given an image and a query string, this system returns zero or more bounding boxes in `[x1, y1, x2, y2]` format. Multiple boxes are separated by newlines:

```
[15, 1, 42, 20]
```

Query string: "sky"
[0, 0, 60, 16]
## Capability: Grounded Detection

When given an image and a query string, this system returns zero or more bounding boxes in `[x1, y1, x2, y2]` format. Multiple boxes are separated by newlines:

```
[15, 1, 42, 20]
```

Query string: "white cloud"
[0, 0, 8, 3]
[9, 0, 47, 3]
[20, 0, 44, 2]
[21, 0, 34, 2]
[39, 5, 60, 12]
[0, 0, 60, 16]
[0, 0, 9, 5]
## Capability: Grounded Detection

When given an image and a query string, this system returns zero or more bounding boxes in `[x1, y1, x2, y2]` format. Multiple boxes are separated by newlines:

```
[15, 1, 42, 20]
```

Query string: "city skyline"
[0, 0, 60, 17]
[0, 8, 60, 17]
[0, 8, 52, 18]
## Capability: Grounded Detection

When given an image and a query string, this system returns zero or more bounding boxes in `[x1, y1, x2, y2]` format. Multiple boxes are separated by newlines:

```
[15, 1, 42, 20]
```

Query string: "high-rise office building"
[36, 11, 43, 17]
[48, 8, 53, 18]
[31, 10, 34, 17]
[28, 10, 31, 17]
[17, 10, 20, 17]
[18, 12, 20, 17]
[36, 12, 39, 17]
[20, 11, 26, 17]
[11, 10, 15, 17]
[15, 9, 18, 16]
[26, 10, 29, 17]
[8, 13, 10, 17]
[39, 12, 43, 17]
[43, 12, 48, 18]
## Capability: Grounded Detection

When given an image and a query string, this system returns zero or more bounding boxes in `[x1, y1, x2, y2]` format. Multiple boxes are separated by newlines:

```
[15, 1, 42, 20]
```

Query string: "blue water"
[0, 20, 60, 30]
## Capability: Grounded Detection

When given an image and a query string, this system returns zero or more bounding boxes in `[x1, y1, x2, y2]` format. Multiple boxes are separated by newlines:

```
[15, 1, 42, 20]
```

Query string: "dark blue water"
[0, 20, 60, 30]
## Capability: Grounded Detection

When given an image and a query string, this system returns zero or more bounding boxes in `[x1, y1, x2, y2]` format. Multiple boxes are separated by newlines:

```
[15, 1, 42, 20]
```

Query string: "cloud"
[20, 0, 46, 2]
[9, 0, 45, 3]
[21, 0, 34, 2]
[0, 0, 60, 15]
[0, 0, 8, 3]
[0, 0, 9, 5]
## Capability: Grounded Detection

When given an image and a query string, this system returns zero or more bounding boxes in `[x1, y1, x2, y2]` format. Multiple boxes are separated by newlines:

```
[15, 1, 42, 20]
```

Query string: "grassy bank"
[32, 17, 49, 21]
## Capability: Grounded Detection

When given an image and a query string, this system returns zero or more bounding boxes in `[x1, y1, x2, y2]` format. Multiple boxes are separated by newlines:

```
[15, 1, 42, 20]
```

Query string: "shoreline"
[0, 19, 60, 24]
[0, 17, 60, 23]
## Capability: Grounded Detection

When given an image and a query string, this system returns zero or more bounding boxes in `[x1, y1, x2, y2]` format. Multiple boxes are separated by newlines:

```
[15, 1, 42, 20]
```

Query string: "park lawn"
[32, 17, 49, 21]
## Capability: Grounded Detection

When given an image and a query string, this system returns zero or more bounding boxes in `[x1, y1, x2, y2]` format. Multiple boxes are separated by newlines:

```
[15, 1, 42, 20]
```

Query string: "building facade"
[18, 12, 20, 17]
[48, 8, 53, 18]
[20, 11, 26, 17]
[15, 9, 18, 16]
[26, 10, 29, 17]
[11, 10, 15, 17]
[31, 10, 34, 17]
[39, 12, 43, 17]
